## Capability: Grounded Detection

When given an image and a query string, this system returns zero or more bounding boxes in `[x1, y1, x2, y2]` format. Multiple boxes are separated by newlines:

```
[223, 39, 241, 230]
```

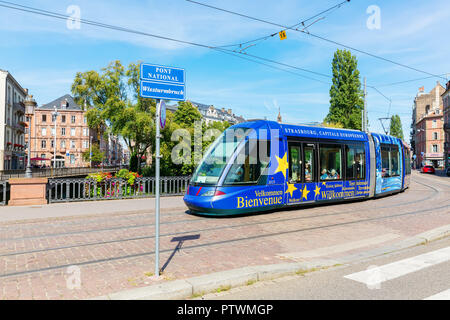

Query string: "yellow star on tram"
[314, 185, 321, 197]
[274, 152, 289, 180]
[301, 185, 310, 200]
[285, 182, 297, 197]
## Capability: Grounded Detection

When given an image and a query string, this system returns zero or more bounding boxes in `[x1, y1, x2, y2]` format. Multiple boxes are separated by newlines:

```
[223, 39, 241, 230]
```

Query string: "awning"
[31, 157, 50, 161]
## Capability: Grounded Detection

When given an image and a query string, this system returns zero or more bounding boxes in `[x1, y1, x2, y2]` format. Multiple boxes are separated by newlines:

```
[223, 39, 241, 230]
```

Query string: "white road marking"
[344, 246, 450, 287]
[278, 234, 400, 260]
[424, 289, 450, 300]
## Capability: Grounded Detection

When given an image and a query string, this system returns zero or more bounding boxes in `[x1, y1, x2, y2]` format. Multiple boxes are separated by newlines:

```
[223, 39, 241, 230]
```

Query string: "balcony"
[13, 102, 25, 114]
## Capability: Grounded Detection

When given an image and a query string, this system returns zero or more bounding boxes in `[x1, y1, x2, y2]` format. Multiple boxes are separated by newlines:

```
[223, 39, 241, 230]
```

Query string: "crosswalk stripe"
[344, 246, 450, 287]
[424, 289, 450, 300]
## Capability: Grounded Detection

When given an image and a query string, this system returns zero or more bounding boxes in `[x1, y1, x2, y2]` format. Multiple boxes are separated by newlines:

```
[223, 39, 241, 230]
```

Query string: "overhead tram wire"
[372, 73, 449, 88]
[1, 1, 426, 100]
[0, 0, 332, 86]
[186, 0, 446, 81]
[199, 0, 351, 49]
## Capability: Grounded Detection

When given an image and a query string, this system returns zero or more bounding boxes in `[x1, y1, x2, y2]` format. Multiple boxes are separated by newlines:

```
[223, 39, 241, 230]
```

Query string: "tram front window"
[190, 127, 251, 185]
[224, 139, 271, 185]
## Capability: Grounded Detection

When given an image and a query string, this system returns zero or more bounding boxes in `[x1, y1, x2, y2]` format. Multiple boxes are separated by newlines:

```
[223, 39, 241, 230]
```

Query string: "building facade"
[443, 80, 450, 170]
[412, 82, 445, 168]
[0, 70, 27, 170]
[25, 95, 91, 168]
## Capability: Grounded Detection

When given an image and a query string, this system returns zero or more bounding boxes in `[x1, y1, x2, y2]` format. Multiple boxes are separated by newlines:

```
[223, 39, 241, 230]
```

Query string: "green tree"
[389, 114, 404, 140]
[72, 61, 157, 170]
[82, 143, 105, 164]
[325, 49, 364, 130]
[173, 101, 202, 127]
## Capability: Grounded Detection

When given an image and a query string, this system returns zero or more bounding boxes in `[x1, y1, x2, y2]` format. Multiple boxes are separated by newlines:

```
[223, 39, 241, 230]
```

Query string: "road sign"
[279, 30, 287, 40]
[140, 63, 186, 101]
[140, 63, 185, 85]
[140, 80, 185, 101]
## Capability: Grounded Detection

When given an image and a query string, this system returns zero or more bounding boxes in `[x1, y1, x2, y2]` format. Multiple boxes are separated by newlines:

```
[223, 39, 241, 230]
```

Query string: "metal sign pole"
[155, 99, 161, 277]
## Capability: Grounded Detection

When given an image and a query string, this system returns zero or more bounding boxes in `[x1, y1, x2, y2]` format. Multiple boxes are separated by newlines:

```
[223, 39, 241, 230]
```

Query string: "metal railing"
[48, 176, 190, 203]
[0, 166, 126, 180]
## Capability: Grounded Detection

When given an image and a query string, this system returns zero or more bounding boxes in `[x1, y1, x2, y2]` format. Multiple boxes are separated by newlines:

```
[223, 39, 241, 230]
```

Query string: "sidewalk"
[0, 196, 187, 223]
[95, 223, 450, 300]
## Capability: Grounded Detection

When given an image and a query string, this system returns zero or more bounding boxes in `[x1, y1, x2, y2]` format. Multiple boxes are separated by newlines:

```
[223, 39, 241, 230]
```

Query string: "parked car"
[421, 165, 435, 174]
[446, 167, 450, 177]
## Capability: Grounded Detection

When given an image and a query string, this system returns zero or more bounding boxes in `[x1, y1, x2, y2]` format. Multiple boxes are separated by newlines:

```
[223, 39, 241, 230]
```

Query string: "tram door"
[287, 142, 316, 205]
[303, 143, 316, 203]
[287, 142, 302, 205]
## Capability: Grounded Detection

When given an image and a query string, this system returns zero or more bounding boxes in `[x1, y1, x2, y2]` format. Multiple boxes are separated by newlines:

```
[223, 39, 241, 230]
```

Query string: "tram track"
[0, 200, 448, 280]
[0, 177, 447, 279]
[0, 177, 442, 245]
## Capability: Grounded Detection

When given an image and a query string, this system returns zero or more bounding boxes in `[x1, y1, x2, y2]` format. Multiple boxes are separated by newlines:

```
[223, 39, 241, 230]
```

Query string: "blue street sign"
[140, 80, 185, 101]
[139, 63, 186, 101]
[140, 63, 185, 85]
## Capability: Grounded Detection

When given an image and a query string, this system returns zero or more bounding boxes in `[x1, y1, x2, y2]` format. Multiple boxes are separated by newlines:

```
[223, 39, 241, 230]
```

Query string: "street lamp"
[24, 94, 36, 178]
[52, 106, 59, 169]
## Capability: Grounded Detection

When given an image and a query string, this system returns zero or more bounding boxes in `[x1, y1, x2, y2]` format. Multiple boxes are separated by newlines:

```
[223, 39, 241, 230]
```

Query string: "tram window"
[381, 144, 400, 177]
[191, 127, 251, 185]
[289, 145, 301, 183]
[304, 145, 315, 182]
[345, 144, 365, 180]
[381, 145, 390, 177]
[224, 140, 270, 185]
[319, 144, 341, 180]
[405, 149, 411, 174]
[391, 146, 400, 176]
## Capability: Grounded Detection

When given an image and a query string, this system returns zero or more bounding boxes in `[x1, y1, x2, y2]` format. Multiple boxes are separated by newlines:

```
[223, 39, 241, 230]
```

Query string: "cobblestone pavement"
[0, 172, 448, 299]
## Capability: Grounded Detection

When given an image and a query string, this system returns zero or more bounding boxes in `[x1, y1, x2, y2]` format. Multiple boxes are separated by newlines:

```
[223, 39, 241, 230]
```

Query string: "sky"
[1, 0, 449, 141]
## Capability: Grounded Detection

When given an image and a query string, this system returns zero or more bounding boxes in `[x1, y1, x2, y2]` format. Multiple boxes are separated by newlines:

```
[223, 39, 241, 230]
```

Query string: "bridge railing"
[47, 176, 191, 203]
[0, 166, 126, 180]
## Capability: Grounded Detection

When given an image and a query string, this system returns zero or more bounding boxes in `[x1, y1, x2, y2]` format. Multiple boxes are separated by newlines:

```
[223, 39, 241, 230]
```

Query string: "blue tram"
[184, 120, 411, 215]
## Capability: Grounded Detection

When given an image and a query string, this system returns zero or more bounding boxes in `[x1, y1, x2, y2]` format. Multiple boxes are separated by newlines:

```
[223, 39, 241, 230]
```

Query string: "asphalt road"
[204, 236, 450, 300]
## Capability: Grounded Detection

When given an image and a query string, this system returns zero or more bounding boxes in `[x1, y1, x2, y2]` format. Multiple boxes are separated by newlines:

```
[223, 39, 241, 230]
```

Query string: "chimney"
[227, 109, 232, 115]
[221, 108, 225, 113]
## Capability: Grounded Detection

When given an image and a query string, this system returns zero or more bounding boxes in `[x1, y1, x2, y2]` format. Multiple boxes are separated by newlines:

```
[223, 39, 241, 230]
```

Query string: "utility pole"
[89, 136, 93, 168]
[53, 106, 58, 169]
[155, 99, 161, 277]
[363, 77, 367, 132]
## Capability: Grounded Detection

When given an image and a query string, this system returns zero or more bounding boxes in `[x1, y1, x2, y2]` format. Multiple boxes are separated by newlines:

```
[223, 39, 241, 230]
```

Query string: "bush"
[84, 169, 142, 198]
[115, 169, 141, 185]
[86, 172, 112, 182]
[141, 166, 153, 177]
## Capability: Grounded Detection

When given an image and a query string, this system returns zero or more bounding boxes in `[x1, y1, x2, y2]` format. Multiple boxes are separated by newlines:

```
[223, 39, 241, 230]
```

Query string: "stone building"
[167, 100, 245, 125]
[0, 70, 27, 170]
[25, 94, 91, 168]
[412, 82, 445, 168]
[442, 80, 450, 170]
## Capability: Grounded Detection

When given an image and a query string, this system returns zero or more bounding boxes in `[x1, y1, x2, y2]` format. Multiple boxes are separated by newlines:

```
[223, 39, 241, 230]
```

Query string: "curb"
[92, 224, 450, 300]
